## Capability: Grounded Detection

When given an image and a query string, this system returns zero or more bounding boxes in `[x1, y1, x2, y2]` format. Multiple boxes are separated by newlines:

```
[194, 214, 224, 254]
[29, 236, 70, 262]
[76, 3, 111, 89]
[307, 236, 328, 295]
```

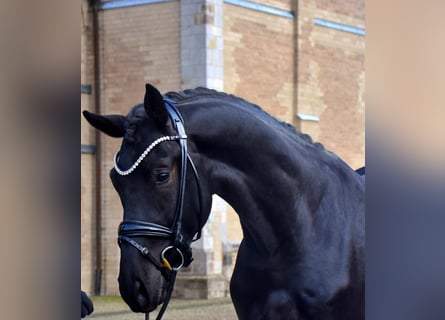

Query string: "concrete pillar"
[180, 0, 224, 91]
[175, 0, 228, 299]
[174, 196, 229, 299]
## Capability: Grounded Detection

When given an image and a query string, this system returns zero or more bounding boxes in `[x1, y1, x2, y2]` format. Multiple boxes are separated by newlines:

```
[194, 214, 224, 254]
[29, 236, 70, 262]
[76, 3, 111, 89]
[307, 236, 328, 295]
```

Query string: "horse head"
[83, 83, 211, 313]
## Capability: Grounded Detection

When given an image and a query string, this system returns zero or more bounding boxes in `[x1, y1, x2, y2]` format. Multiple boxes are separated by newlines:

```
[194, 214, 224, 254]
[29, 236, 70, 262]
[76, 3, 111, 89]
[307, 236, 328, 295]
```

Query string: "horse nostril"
[135, 280, 149, 307]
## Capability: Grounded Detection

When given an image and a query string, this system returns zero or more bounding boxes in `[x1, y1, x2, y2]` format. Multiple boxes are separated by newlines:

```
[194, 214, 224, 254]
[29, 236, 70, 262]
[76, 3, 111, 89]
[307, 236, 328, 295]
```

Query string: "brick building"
[81, 0, 364, 297]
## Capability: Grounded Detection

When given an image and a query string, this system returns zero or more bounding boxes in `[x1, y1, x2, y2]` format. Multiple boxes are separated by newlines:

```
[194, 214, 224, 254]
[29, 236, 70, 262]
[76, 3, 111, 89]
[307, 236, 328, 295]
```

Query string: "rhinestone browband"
[113, 135, 187, 176]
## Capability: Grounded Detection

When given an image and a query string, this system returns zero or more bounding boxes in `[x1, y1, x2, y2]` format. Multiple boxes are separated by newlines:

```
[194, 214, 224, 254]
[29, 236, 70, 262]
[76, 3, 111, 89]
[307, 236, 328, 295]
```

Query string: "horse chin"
[121, 276, 167, 313]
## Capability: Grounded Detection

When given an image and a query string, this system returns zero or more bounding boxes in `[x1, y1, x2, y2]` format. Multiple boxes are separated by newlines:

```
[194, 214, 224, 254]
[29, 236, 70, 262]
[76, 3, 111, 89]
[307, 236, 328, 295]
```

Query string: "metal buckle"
[161, 246, 184, 271]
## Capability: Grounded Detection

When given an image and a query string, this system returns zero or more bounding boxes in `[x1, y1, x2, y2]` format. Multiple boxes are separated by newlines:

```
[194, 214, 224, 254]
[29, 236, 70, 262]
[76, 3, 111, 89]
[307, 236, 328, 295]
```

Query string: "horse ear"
[144, 83, 168, 125]
[82, 110, 126, 138]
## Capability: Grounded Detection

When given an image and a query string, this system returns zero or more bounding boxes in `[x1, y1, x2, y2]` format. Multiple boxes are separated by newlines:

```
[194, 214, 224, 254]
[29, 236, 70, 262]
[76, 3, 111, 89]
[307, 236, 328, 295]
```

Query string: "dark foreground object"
[81, 291, 94, 318]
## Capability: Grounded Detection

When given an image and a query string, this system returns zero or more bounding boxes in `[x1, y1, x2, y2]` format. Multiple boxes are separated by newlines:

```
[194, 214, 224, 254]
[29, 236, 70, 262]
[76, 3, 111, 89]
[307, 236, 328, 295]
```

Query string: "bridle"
[114, 98, 204, 320]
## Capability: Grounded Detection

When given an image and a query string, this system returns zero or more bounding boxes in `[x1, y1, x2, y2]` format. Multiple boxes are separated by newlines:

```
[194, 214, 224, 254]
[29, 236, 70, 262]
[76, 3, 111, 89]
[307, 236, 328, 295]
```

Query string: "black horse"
[83, 84, 365, 320]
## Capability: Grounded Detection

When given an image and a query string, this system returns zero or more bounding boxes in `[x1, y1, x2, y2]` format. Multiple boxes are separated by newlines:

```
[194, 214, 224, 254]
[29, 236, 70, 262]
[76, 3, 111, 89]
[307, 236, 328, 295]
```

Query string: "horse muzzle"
[118, 274, 167, 313]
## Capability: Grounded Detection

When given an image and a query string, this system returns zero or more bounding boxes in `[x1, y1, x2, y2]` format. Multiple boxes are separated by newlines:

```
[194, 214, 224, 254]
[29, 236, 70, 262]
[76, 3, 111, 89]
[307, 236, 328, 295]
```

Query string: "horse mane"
[165, 88, 325, 151]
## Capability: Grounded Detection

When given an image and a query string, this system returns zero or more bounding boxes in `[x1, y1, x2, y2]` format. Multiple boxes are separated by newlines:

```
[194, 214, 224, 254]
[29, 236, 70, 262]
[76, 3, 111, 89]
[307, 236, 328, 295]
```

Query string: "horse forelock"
[121, 104, 146, 142]
[126, 104, 146, 123]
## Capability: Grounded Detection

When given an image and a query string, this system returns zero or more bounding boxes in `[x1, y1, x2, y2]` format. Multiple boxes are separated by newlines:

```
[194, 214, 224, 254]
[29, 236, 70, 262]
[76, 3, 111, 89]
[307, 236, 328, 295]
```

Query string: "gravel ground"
[89, 296, 238, 320]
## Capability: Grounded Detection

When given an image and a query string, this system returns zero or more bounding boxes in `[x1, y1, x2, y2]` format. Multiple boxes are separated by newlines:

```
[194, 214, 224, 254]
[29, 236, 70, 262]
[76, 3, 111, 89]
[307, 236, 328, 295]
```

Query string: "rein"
[114, 99, 204, 320]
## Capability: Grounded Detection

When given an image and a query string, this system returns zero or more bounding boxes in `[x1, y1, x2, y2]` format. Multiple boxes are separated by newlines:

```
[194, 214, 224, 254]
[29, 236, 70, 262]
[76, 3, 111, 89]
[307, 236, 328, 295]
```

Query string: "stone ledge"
[173, 274, 228, 299]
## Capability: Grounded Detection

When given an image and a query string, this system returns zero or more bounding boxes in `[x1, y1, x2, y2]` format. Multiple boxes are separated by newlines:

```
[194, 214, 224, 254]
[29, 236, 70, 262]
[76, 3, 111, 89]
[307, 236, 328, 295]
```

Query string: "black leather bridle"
[116, 99, 204, 320]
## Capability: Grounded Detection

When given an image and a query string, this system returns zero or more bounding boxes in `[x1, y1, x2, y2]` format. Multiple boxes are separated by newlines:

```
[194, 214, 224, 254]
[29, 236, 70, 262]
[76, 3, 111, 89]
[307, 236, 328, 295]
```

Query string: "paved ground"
[89, 296, 238, 320]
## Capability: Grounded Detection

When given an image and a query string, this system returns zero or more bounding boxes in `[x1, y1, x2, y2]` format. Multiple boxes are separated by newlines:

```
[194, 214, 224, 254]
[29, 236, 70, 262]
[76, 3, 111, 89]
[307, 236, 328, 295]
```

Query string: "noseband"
[114, 99, 204, 320]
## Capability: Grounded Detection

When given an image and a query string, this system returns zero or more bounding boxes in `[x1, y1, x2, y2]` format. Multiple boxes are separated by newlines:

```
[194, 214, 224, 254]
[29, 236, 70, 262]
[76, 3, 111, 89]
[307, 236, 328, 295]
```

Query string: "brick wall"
[254, 0, 292, 11]
[81, 154, 96, 295]
[297, 0, 365, 169]
[100, 2, 181, 112]
[224, 2, 295, 124]
[81, 0, 96, 295]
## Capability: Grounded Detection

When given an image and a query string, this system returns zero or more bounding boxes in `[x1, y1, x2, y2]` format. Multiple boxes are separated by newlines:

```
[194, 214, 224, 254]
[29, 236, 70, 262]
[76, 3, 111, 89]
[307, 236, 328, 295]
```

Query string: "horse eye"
[156, 172, 170, 184]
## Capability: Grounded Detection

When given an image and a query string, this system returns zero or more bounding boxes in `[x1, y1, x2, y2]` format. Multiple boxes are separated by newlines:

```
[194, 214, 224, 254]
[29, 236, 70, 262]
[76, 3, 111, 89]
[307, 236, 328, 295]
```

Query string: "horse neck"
[181, 100, 336, 256]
